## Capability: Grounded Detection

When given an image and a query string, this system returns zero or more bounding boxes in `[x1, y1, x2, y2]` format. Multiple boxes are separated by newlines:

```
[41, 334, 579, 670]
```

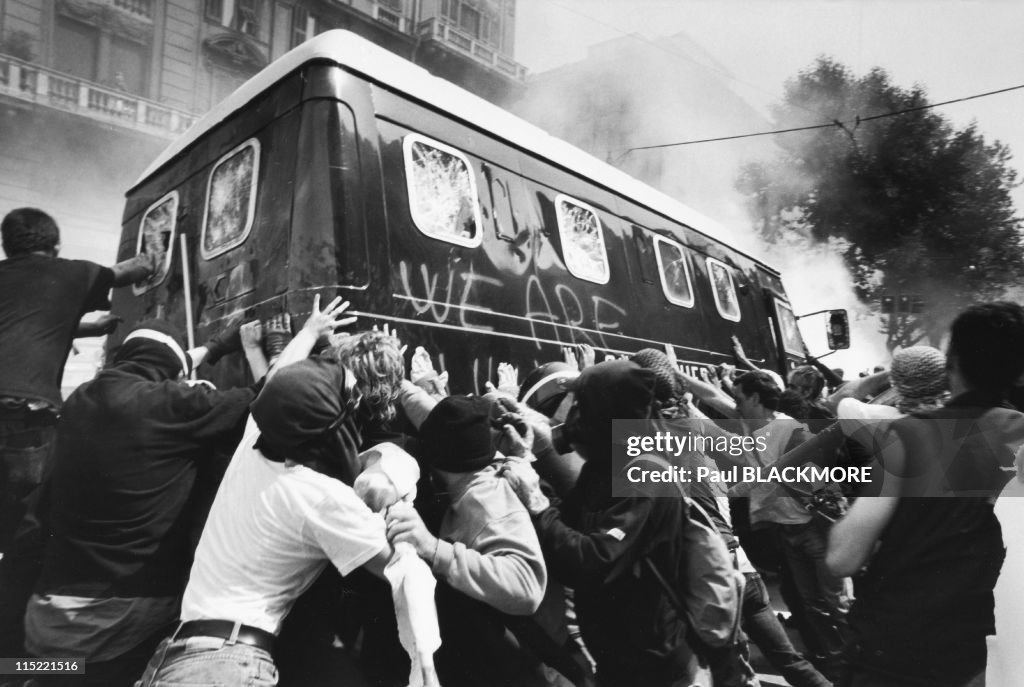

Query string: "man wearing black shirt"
[0, 207, 153, 552]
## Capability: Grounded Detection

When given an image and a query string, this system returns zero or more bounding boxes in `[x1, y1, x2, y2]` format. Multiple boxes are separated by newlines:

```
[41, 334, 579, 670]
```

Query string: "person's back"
[848, 398, 1019, 685]
[0, 252, 111, 406]
[23, 322, 259, 684]
[0, 208, 151, 408]
[830, 301, 1024, 687]
[0, 207, 152, 553]
[517, 361, 702, 686]
[556, 466, 694, 686]
[36, 326, 257, 599]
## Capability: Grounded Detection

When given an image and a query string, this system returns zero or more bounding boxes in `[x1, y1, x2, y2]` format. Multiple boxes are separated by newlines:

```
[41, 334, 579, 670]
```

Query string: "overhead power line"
[613, 82, 1024, 162]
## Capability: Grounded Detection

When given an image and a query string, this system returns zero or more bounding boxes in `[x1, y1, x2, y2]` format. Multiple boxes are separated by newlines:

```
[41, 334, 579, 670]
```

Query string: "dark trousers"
[741, 572, 831, 687]
[0, 406, 56, 553]
[779, 520, 850, 681]
[0, 478, 50, 657]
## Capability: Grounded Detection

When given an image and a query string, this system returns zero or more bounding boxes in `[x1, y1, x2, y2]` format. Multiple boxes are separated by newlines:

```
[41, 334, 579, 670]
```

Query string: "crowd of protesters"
[2, 207, 1024, 687]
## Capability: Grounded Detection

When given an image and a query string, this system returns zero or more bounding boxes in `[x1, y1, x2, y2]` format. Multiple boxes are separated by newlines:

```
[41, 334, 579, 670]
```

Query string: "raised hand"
[496, 362, 519, 396]
[240, 320, 263, 350]
[303, 294, 356, 339]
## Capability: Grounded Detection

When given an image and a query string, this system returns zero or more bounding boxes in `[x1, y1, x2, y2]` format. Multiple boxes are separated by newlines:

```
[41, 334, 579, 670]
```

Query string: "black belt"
[173, 620, 275, 653]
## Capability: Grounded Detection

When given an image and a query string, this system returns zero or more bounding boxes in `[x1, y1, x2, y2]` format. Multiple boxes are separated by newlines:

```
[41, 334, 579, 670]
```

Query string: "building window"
[555, 194, 609, 284]
[403, 134, 481, 248]
[53, 15, 149, 95]
[53, 17, 99, 82]
[235, 0, 259, 36]
[706, 258, 741, 322]
[205, 0, 263, 38]
[202, 139, 260, 259]
[205, 0, 224, 22]
[653, 236, 694, 307]
[441, 0, 500, 46]
[133, 192, 178, 295]
[290, 6, 317, 48]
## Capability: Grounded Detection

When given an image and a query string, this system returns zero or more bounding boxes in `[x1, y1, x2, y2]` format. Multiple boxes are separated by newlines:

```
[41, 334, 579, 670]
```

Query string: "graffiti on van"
[397, 259, 627, 351]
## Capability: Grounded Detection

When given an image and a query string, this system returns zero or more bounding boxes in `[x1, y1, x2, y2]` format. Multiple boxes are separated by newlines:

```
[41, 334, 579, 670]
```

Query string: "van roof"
[135, 30, 768, 268]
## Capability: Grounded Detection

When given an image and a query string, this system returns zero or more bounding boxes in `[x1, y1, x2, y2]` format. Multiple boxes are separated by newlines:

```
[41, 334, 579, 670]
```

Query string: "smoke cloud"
[510, 32, 890, 375]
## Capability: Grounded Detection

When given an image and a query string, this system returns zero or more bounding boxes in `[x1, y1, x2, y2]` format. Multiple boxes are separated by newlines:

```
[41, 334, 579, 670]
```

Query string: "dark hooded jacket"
[36, 329, 260, 598]
[531, 361, 699, 687]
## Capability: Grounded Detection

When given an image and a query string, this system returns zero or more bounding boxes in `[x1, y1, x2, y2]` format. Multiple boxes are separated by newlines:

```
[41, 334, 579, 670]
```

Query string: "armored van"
[110, 30, 829, 392]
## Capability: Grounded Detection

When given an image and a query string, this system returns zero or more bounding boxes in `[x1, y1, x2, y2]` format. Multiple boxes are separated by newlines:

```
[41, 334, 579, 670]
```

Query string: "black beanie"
[419, 396, 497, 473]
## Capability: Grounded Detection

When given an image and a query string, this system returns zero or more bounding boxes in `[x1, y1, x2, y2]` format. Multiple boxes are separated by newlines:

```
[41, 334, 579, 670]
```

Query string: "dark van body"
[110, 30, 808, 392]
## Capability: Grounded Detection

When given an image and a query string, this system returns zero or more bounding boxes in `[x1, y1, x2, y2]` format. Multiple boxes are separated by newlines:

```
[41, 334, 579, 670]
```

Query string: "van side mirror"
[826, 310, 850, 350]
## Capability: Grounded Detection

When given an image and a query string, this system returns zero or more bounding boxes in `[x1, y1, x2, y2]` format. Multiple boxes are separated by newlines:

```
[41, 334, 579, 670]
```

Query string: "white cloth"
[181, 417, 387, 634]
[385, 544, 441, 687]
[354, 444, 441, 687]
[986, 475, 1024, 686]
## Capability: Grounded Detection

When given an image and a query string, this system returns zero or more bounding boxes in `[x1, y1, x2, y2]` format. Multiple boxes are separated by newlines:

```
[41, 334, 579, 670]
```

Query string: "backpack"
[636, 455, 745, 648]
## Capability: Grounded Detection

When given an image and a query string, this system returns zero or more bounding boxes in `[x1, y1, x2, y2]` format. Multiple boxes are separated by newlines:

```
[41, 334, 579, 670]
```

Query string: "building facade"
[0, 0, 524, 390]
[511, 33, 776, 235]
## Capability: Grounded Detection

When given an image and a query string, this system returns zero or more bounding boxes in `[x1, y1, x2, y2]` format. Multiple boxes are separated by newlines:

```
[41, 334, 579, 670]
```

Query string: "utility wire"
[613, 83, 1024, 161]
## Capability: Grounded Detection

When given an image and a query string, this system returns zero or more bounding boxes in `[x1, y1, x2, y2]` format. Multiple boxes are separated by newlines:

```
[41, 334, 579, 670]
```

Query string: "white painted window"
[706, 257, 741, 322]
[132, 191, 178, 295]
[653, 235, 694, 307]
[201, 139, 260, 259]
[403, 134, 482, 248]
[555, 194, 609, 284]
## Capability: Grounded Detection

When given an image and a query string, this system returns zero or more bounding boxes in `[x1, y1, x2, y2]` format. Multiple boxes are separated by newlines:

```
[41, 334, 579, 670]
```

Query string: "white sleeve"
[305, 486, 389, 576]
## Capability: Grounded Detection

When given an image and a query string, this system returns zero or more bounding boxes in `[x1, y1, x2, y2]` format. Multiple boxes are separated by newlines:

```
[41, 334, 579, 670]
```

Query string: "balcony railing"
[112, 0, 154, 19]
[0, 54, 195, 139]
[417, 18, 526, 81]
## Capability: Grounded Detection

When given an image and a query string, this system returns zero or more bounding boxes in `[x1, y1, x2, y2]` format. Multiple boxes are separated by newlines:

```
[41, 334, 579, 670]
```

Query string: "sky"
[513, 0, 1024, 373]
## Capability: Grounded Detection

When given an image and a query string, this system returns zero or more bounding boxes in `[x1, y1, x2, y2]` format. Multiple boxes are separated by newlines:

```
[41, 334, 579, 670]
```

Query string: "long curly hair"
[327, 330, 404, 423]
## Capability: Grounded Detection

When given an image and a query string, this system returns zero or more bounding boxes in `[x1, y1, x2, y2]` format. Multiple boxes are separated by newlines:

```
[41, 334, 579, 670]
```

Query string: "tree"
[738, 57, 1024, 349]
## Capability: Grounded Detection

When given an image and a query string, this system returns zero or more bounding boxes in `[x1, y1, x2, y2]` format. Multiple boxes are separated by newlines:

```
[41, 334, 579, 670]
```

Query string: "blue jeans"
[779, 520, 849, 679]
[134, 636, 278, 687]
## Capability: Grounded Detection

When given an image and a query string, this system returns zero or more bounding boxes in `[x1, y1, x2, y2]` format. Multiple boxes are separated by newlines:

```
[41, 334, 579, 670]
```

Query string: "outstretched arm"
[75, 314, 121, 338]
[732, 336, 758, 371]
[109, 253, 156, 287]
[270, 295, 356, 378]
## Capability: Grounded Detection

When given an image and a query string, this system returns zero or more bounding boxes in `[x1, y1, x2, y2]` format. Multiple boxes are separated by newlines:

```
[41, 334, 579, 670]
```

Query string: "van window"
[201, 139, 260, 259]
[774, 299, 804, 355]
[132, 191, 178, 295]
[653, 235, 694, 307]
[706, 257, 741, 322]
[555, 194, 609, 284]
[403, 133, 481, 247]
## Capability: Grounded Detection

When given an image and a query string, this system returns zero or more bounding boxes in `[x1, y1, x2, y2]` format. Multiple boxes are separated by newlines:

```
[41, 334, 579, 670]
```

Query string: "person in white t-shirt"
[134, 297, 394, 687]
